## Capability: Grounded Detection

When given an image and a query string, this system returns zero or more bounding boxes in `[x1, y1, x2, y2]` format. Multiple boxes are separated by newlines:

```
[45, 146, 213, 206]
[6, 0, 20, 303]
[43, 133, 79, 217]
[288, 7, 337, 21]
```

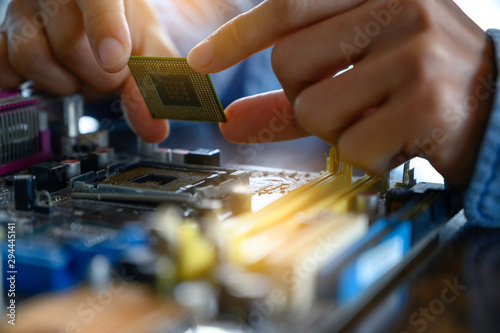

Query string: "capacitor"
[61, 159, 81, 180]
[171, 149, 190, 164]
[229, 185, 253, 216]
[355, 191, 380, 220]
[137, 137, 158, 158]
[61, 94, 84, 156]
[100, 146, 115, 162]
[14, 174, 37, 211]
[153, 147, 172, 163]
[194, 199, 222, 237]
[63, 94, 84, 139]
[79, 129, 109, 149]
[93, 148, 112, 170]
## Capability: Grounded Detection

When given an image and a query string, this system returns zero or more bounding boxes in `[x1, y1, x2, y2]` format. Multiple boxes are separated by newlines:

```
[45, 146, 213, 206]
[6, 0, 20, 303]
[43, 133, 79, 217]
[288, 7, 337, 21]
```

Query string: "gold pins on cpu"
[128, 57, 226, 122]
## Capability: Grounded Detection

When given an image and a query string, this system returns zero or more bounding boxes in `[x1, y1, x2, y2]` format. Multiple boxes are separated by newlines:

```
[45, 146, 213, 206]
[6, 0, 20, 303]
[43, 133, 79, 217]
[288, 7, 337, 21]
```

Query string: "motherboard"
[0, 89, 463, 332]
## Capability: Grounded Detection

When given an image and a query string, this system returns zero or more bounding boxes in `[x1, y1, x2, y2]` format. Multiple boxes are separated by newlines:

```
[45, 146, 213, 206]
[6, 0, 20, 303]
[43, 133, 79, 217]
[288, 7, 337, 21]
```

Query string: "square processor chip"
[128, 57, 226, 122]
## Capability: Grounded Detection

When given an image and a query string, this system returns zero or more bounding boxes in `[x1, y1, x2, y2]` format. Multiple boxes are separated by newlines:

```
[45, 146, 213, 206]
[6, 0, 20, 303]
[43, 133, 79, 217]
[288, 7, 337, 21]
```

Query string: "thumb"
[121, 76, 170, 143]
[121, 7, 180, 144]
[76, 0, 131, 72]
[220, 90, 310, 144]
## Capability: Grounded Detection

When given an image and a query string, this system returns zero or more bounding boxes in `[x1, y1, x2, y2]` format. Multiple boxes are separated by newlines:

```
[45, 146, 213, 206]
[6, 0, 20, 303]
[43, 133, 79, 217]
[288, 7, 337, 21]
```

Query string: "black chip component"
[71, 153, 99, 174]
[14, 174, 37, 211]
[128, 57, 226, 122]
[186, 148, 221, 167]
[29, 161, 67, 193]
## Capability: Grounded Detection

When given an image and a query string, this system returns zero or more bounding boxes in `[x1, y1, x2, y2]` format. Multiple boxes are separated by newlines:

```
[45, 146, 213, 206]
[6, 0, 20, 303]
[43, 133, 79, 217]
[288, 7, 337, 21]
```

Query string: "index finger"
[187, 0, 366, 74]
[75, 0, 131, 72]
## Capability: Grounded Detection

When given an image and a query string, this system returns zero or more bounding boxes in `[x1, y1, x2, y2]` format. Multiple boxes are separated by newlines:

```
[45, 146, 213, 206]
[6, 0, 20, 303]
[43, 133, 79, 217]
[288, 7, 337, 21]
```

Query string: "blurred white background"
[0, 0, 499, 42]
[0, 0, 499, 39]
[455, 0, 500, 30]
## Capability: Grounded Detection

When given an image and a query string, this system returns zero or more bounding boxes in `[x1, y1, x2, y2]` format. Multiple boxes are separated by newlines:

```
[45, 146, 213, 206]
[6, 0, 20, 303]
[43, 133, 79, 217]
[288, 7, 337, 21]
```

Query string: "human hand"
[188, 0, 497, 188]
[0, 0, 178, 142]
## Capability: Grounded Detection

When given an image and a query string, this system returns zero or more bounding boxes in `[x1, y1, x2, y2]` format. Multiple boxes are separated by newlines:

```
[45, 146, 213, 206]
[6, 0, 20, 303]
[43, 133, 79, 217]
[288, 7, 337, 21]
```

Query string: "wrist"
[432, 33, 497, 188]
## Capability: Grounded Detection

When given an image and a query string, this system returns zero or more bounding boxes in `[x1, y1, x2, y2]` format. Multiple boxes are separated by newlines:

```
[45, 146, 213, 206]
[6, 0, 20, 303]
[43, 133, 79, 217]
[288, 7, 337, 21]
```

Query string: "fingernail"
[187, 40, 214, 70]
[98, 38, 127, 69]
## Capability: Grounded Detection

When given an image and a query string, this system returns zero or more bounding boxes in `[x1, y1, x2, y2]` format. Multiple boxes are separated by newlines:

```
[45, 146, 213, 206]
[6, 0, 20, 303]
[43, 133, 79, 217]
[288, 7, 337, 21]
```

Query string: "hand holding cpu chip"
[0, 0, 178, 142]
[128, 57, 225, 123]
[189, 0, 496, 189]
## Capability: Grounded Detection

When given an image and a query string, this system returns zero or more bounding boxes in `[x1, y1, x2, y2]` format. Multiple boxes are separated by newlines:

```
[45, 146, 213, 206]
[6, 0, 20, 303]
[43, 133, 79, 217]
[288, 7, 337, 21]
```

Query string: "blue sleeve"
[465, 29, 500, 227]
[211, 47, 281, 107]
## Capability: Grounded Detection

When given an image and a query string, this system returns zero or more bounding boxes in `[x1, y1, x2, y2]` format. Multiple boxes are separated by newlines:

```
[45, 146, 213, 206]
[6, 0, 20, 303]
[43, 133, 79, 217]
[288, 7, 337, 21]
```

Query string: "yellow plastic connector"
[177, 220, 217, 280]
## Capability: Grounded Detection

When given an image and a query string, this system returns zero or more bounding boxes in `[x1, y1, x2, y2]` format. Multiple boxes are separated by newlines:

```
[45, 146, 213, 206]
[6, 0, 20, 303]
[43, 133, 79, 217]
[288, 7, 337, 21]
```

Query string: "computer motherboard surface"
[0, 90, 462, 332]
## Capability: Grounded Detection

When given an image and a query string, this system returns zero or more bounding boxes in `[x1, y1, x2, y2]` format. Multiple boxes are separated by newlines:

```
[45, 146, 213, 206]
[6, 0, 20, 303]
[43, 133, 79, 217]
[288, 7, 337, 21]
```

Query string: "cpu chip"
[128, 57, 226, 122]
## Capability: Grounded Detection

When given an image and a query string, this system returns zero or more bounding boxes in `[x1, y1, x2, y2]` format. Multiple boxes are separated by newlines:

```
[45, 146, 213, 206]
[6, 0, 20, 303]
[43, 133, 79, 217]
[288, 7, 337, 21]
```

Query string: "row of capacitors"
[12, 142, 222, 212]
[12, 146, 116, 212]
[138, 137, 221, 167]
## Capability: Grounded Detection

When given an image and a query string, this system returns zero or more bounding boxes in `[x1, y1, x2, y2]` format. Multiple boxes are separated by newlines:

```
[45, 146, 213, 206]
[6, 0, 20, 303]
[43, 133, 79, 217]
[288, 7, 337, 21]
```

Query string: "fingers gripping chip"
[128, 57, 226, 122]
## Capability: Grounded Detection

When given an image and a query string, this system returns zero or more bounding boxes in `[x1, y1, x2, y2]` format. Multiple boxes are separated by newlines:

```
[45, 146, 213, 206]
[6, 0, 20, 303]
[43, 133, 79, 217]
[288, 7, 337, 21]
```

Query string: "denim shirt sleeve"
[465, 29, 500, 227]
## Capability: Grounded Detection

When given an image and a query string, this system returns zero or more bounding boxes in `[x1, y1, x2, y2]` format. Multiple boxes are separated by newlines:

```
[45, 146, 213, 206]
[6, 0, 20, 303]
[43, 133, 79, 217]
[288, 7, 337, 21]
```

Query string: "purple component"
[0, 90, 20, 99]
[0, 130, 53, 176]
[0, 97, 39, 112]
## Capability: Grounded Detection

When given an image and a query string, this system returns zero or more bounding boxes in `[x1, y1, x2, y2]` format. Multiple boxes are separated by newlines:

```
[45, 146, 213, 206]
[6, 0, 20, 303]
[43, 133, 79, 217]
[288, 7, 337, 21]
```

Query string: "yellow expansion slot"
[228, 149, 353, 239]
[237, 213, 368, 312]
[234, 175, 385, 267]
[313, 173, 388, 214]
[224, 149, 388, 268]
